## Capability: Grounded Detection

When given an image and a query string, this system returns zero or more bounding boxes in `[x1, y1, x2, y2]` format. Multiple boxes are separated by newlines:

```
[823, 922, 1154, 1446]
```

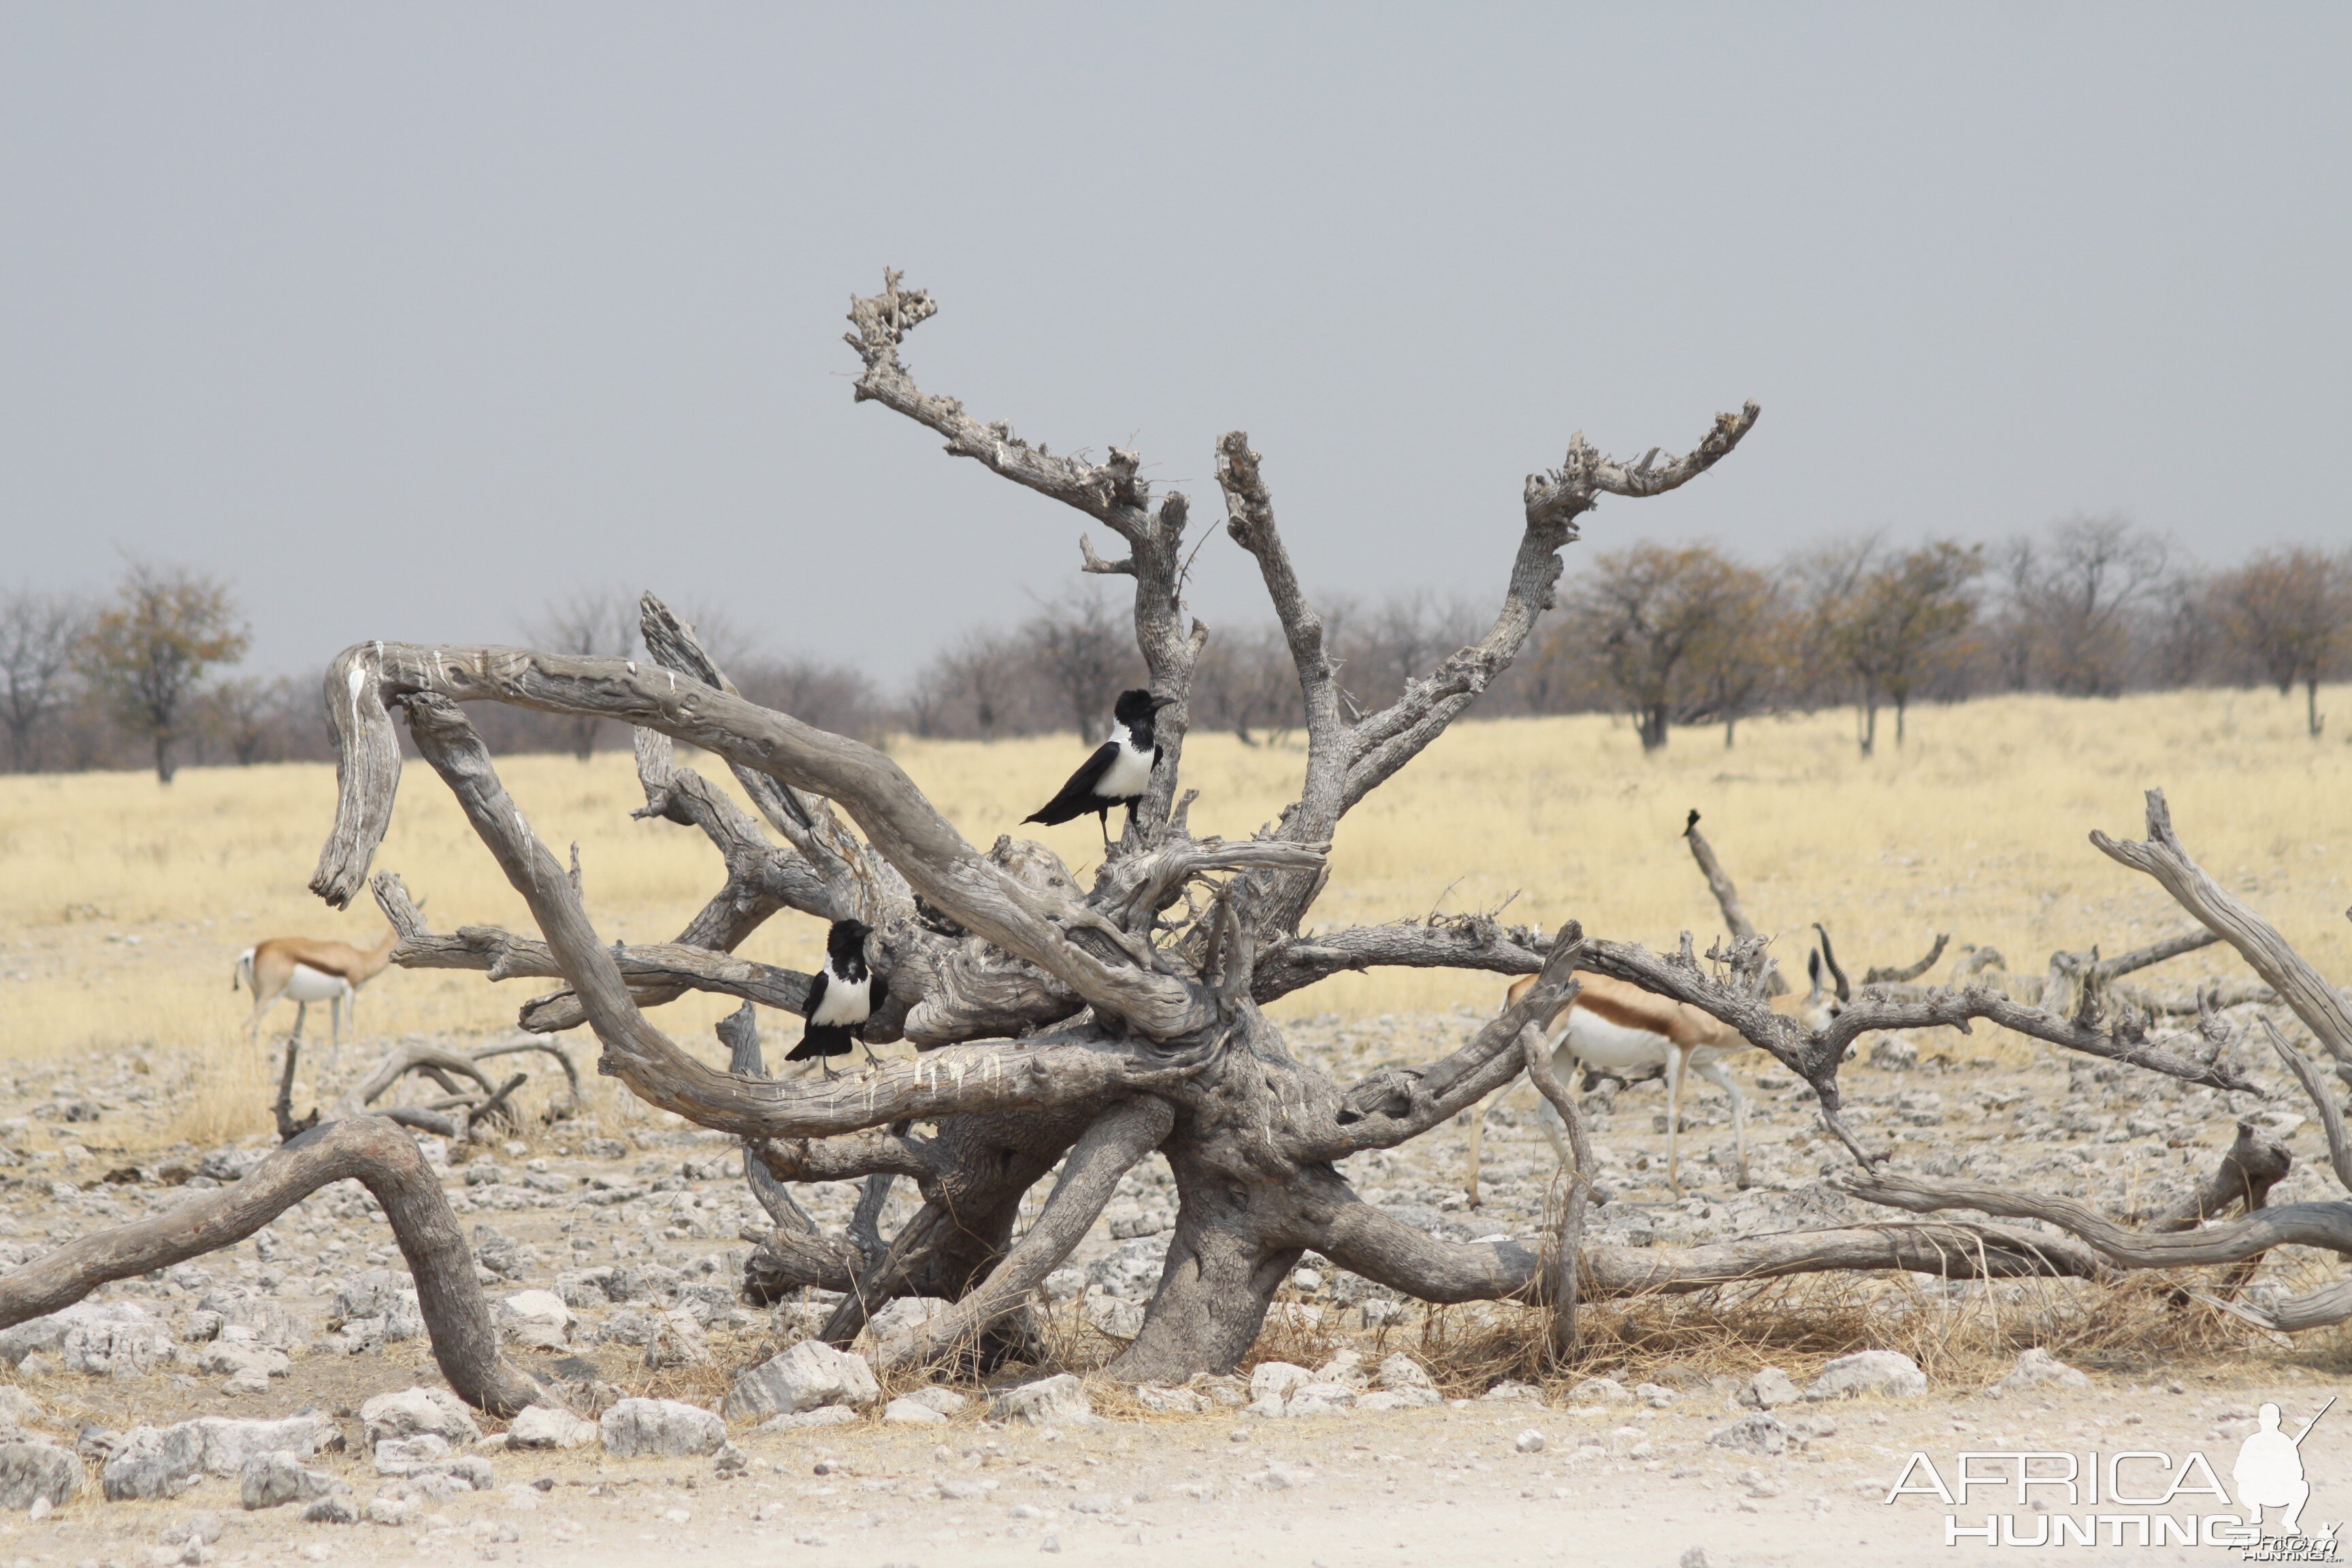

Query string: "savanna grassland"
[0, 685, 2345, 1145]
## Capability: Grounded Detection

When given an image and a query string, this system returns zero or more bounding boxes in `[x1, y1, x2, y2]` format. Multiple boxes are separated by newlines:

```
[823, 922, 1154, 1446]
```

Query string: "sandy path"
[20, 1371, 2347, 1567]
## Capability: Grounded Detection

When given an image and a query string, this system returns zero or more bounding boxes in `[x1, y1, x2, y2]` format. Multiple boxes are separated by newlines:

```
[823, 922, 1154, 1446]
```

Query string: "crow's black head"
[1113, 689, 1174, 724]
[826, 919, 871, 966]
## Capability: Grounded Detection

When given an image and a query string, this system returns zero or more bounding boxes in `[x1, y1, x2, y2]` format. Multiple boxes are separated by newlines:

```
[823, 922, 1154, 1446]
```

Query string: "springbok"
[1466, 944, 1846, 1201]
[233, 927, 400, 1047]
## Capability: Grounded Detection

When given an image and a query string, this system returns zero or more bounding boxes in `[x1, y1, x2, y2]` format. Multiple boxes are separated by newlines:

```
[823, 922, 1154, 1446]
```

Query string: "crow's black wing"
[1022, 741, 1119, 826]
[781, 970, 831, 1060]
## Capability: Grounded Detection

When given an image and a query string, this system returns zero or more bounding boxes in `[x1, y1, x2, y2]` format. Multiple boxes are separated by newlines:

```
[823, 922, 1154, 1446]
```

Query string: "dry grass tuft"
[1383, 1269, 2285, 1399]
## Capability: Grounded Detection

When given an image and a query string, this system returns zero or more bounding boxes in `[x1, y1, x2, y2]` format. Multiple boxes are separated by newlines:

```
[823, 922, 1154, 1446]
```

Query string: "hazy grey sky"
[4, 5, 2346, 683]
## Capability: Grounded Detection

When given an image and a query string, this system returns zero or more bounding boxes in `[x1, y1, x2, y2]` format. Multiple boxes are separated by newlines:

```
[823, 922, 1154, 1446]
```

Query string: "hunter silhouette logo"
[2234, 1397, 2333, 1555]
[1883, 1392, 2342, 1556]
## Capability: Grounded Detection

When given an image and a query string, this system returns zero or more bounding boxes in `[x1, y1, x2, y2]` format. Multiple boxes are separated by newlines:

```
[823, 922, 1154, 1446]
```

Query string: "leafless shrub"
[0, 587, 85, 772]
[521, 589, 640, 760]
[1991, 514, 2171, 698]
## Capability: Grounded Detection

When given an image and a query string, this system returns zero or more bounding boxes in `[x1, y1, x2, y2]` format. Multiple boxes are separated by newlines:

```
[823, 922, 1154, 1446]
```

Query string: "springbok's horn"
[1811, 921, 1851, 1002]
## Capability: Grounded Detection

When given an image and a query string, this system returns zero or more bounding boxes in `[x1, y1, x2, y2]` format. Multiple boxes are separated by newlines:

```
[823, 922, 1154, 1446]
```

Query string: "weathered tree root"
[1318, 1198, 2100, 1305]
[2144, 1120, 2294, 1231]
[1844, 1172, 2352, 1270]
[0, 1116, 542, 1416]
[873, 1096, 1173, 1375]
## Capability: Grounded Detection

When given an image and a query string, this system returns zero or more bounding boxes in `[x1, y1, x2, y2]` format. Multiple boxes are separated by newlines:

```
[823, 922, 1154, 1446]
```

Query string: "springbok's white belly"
[1559, 1009, 1673, 1071]
[283, 964, 352, 1003]
[1559, 1007, 1746, 1073]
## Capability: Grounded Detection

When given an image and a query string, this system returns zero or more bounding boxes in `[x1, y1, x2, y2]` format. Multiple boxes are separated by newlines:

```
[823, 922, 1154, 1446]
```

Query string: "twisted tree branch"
[393, 691, 1211, 1140]
[0, 1117, 541, 1416]
[2092, 788, 2352, 1064]
[311, 643, 1210, 1038]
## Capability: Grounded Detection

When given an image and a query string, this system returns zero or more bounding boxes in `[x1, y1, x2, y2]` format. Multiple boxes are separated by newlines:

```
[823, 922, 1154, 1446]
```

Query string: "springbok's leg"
[244, 981, 280, 1043]
[1663, 1047, 1687, 1197]
[1695, 1058, 1750, 1189]
[325, 990, 346, 1075]
[290, 1001, 308, 1044]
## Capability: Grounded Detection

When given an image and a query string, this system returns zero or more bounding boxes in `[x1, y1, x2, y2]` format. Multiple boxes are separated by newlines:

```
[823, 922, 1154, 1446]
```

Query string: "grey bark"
[1682, 810, 1787, 996]
[0, 1117, 540, 1416]
[876, 1096, 1173, 1373]
[1518, 1018, 1590, 1358]
[2091, 789, 2352, 1066]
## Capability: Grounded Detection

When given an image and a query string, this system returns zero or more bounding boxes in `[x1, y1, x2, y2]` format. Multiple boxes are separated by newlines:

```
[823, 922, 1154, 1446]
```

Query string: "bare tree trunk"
[1857, 688, 1878, 756]
[0, 1117, 541, 1416]
[1637, 702, 1669, 751]
[2309, 675, 2323, 738]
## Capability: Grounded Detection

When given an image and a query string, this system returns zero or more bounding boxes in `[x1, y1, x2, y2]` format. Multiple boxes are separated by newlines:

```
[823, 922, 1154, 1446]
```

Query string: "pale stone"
[1992, 1348, 2090, 1395]
[1740, 1368, 1801, 1409]
[359, 1387, 481, 1447]
[1803, 1350, 1927, 1401]
[988, 1373, 1094, 1427]
[505, 1405, 598, 1450]
[497, 1290, 572, 1352]
[1708, 1413, 1791, 1455]
[1248, 1362, 1311, 1404]
[599, 1398, 725, 1458]
[724, 1340, 879, 1420]
[0, 1441, 80, 1510]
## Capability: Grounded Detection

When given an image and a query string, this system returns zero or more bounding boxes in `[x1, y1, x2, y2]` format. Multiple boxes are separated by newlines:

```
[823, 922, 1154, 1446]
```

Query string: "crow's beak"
[1149, 696, 1177, 712]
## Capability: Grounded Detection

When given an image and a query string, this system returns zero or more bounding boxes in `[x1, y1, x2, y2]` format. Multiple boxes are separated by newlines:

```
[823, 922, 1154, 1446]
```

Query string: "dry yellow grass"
[0, 684, 2345, 1077]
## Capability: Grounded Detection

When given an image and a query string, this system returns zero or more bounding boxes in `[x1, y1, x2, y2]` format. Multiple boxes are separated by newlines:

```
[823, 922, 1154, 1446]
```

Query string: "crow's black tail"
[786, 1024, 855, 1061]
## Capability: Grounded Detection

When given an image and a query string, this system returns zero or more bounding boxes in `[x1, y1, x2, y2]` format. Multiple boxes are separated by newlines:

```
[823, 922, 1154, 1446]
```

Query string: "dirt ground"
[3, 1002, 2348, 1565]
[16, 1376, 2351, 1567]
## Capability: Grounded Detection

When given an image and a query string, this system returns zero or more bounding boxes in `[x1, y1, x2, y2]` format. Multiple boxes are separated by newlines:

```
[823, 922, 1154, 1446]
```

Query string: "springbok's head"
[1801, 922, 1852, 1034]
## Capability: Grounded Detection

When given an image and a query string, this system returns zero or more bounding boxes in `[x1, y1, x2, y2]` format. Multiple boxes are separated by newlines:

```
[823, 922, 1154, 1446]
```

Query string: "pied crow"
[1022, 688, 1173, 845]
[785, 918, 886, 1075]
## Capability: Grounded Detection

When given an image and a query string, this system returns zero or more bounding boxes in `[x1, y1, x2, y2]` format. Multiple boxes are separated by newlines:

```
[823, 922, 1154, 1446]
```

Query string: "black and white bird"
[785, 919, 887, 1076]
[1022, 688, 1173, 845]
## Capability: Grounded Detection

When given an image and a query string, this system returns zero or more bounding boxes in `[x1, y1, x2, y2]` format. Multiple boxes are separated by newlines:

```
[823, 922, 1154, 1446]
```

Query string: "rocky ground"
[0, 1003, 2344, 1566]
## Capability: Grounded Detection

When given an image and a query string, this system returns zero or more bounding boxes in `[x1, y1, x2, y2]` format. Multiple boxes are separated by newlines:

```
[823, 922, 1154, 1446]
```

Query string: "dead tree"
[299, 282, 2350, 1379]
[14, 281, 2342, 1405]
[286, 272, 1780, 1379]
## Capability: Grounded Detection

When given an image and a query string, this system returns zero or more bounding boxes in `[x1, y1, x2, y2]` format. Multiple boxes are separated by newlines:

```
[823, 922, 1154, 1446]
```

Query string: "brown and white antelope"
[232, 927, 400, 1047]
[1467, 945, 1847, 1202]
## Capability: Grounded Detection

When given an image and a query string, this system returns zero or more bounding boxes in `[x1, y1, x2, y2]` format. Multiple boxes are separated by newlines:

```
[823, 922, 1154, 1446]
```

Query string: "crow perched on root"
[1023, 688, 1172, 846]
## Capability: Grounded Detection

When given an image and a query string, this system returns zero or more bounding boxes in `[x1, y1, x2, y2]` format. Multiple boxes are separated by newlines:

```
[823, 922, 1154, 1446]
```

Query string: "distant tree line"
[906, 514, 2351, 755]
[7, 515, 2348, 780]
